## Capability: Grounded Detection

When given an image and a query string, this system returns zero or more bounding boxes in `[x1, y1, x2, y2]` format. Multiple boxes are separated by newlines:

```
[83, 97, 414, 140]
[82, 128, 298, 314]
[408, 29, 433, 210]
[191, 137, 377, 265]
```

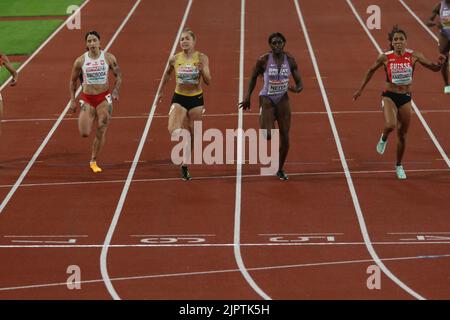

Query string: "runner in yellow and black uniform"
[159, 28, 211, 180]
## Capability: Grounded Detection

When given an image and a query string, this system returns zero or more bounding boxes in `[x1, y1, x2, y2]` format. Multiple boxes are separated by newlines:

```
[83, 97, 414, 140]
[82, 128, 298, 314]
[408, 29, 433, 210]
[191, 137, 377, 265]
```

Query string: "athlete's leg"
[0, 96, 3, 135]
[438, 33, 450, 88]
[187, 105, 204, 161]
[168, 103, 188, 137]
[275, 96, 291, 174]
[90, 100, 112, 172]
[381, 97, 398, 140]
[259, 96, 276, 140]
[396, 101, 411, 166]
[78, 102, 96, 137]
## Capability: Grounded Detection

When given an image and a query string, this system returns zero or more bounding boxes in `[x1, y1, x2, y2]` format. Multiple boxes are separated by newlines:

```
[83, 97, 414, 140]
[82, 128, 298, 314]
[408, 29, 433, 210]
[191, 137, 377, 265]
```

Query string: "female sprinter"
[159, 28, 211, 180]
[69, 31, 122, 173]
[426, 0, 450, 93]
[353, 26, 443, 179]
[238, 32, 303, 180]
[0, 52, 18, 135]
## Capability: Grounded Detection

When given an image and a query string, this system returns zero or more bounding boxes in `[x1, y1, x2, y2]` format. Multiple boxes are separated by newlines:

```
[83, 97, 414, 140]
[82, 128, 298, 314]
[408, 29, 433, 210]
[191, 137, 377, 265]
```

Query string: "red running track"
[0, 0, 449, 299]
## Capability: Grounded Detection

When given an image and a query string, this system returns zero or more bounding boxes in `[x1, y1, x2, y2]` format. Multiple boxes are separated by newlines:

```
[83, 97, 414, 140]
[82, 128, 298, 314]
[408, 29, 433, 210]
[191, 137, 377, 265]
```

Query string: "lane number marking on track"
[388, 232, 450, 242]
[260, 233, 342, 243]
[131, 234, 216, 245]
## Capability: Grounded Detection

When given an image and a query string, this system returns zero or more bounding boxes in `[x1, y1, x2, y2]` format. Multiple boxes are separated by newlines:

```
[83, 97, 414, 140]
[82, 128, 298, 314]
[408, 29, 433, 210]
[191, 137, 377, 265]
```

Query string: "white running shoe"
[395, 165, 407, 180]
[376, 135, 387, 155]
[444, 86, 450, 94]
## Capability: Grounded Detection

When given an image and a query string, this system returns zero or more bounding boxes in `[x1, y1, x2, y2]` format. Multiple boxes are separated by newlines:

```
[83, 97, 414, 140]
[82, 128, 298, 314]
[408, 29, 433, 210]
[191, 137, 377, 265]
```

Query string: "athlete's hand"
[10, 75, 18, 86]
[352, 90, 362, 101]
[437, 54, 447, 65]
[69, 100, 77, 113]
[238, 99, 251, 110]
[425, 20, 436, 27]
[195, 61, 204, 72]
[112, 88, 119, 101]
[157, 91, 164, 104]
[288, 84, 302, 93]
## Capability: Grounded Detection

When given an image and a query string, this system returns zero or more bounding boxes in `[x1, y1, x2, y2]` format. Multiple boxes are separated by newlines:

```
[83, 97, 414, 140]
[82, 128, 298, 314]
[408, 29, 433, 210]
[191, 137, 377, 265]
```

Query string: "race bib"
[390, 65, 413, 86]
[267, 80, 289, 95]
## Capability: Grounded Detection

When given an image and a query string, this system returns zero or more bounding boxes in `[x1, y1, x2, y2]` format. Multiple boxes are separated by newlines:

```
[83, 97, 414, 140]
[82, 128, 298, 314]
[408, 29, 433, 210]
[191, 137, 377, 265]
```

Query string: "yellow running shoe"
[90, 161, 102, 173]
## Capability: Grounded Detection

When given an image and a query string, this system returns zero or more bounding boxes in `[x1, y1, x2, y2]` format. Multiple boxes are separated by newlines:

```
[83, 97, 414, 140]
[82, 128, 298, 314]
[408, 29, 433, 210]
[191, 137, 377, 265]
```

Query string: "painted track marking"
[296, 0, 425, 300]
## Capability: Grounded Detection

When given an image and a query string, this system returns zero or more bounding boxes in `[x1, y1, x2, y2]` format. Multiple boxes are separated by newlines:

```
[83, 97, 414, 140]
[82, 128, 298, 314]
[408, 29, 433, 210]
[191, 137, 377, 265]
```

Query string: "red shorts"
[80, 90, 112, 108]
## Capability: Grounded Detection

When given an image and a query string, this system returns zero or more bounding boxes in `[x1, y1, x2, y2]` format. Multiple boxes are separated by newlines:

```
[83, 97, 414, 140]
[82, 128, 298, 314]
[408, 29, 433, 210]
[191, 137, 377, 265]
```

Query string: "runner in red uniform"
[353, 26, 444, 179]
[0, 52, 18, 135]
[69, 31, 122, 173]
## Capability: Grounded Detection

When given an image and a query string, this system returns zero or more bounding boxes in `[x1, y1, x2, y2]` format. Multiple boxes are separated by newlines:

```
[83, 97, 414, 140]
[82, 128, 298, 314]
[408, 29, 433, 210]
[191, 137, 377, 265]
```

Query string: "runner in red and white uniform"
[0, 52, 18, 135]
[353, 26, 444, 179]
[69, 31, 122, 173]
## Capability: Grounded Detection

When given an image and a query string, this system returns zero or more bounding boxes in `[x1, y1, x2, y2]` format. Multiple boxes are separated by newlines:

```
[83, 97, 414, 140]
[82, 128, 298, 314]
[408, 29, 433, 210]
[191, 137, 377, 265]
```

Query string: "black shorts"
[171, 92, 204, 111]
[381, 91, 411, 109]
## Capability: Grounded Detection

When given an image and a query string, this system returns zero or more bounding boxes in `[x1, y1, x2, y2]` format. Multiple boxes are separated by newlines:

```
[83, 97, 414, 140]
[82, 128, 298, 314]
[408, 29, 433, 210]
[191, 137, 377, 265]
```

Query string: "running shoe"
[89, 161, 102, 173]
[181, 165, 192, 181]
[376, 135, 387, 155]
[276, 170, 289, 180]
[444, 86, 450, 94]
[395, 165, 407, 180]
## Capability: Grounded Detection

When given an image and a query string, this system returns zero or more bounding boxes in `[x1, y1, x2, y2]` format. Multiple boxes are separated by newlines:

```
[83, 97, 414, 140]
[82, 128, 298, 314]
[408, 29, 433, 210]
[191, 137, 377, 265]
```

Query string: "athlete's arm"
[238, 55, 266, 110]
[0, 52, 18, 86]
[414, 51, 443, 72]
[287, 54, 303, 93]
[426, 3, 441, 27]
[353, 53, 386, 100]
[198, 53, 211, 85]
[69, 56, 83, 112]
[106, 53, 122, 100]
[158, 55, 176, 103]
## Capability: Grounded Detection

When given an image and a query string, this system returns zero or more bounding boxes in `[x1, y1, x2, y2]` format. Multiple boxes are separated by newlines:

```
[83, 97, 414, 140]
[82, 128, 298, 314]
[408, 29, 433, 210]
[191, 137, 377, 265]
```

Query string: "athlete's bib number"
[268, 80, 288, 95]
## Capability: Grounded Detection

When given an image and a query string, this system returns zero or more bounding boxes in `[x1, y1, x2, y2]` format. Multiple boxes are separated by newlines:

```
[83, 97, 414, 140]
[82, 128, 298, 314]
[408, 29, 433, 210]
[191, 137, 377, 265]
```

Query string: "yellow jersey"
[174, 51, 202, 96]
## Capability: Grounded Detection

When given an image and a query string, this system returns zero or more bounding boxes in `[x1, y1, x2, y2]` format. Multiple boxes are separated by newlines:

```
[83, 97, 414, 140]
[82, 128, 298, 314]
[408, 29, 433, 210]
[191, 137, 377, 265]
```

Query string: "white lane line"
[10, 239, 77, 244]
[0, 0, 142, 217]
[347, 0, 450, 169]
[389, 232, 450, 235]
[296, 0, 425, 300]
[234, 0, 271, 301]
[398, 0, 439, 41]
[4, 109, 450, 123]
[1, 253, 449, 292]
[3, 235, 88, 238]
[100, 0, 194, 301]
[0, 167, 448, 189]
[0, 0, 92, 91]
[2, 241, 450, 248]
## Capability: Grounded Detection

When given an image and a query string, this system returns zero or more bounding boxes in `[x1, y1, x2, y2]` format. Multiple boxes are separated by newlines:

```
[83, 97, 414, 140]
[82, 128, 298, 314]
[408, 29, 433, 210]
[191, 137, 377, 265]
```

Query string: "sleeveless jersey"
[174, 51, 201, 86]
[259, 53, 291, 103]
[81, 50, 109, 85]
[385, 49, 414, 86]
